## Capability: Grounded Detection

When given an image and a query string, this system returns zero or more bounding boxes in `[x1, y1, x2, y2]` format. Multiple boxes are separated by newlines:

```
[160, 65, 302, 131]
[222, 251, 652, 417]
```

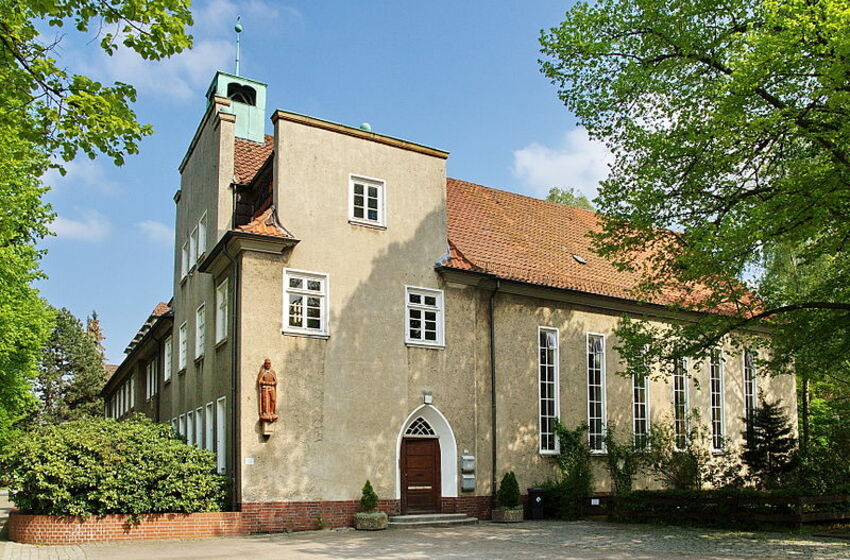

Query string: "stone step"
[388, 513, 479, 528]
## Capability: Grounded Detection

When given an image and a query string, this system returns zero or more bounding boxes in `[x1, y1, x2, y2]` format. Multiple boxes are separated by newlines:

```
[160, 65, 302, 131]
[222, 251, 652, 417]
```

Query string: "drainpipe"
[222, 240, 241, 512]
[488, 280, 500, 498]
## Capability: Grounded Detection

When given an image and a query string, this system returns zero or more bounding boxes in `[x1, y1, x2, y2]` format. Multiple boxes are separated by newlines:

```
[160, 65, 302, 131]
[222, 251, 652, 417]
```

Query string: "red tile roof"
[103, 363, 119, 381]
[124, 301, 173, 355]
[235, 207, 293, 238]
[444, 178, 699, 308]
[234, 135, 274, 184]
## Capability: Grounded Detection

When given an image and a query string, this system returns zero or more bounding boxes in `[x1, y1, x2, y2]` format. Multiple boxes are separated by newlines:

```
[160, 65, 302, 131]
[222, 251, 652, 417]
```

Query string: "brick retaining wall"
[8, 495, 494, 544]
[8, 511, 246, 545]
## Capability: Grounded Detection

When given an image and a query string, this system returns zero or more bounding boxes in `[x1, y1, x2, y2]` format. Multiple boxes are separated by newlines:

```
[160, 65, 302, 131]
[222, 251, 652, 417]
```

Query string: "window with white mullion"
[195, 303, 206, 359]
[350, 176, 385, 226]
[587, 334, 607, 452]
[181, 239, 189, 280]
[673, 358, 690, 451]
[744, 349, 758, 438]
[178, 322, 188, 371]
[189, 226, 198, 267]
[145, 360, 157, 400]
[215, 279, 229, 343]
[632, 373, 650, 448]
[405, 287, 444, 346]
[710, 349, 725, 451]
[283, 270, 328, 335]
[538, 327, 559, 453]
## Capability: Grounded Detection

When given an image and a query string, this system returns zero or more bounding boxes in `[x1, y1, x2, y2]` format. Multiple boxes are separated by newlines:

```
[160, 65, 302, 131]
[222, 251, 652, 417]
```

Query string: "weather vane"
[234, 15, 243, 76]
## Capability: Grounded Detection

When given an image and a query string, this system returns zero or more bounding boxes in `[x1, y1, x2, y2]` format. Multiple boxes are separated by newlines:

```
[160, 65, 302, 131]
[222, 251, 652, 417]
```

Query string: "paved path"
[1, 519, 848, 560]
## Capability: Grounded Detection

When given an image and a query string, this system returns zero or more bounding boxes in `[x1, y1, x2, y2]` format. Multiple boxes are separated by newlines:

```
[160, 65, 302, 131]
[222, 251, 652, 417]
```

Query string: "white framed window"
[181, 239, 189, 280]
[205, 402, 214, 451]
[215, 279, 229, 343]
[145, 360, 157, 400]
[744, 349, 758, 435]
[198, 212, 208, 259]
[178, 413, 186, 438]
[349, 175, 386, 227]
[129, 373, 135, 409]
[195, 407, 203, 448]
[538, 327, 560, 454]
[283, 269, 329, 336]
[405, 286, 444, 347]
[178, 322, 188, 371]
[195, 303, 206, 359]
[673, 358, 690, 451]
[170, 417, 177, 433]
[710, 349, 725, 451]
[587, 333, 607, 453]
[163, 336, 173, 382]
[187, 410, 195, 445]
[632, 372, 650, 448]
[189, 225, 198, 267]
[216, 397, 226, 473]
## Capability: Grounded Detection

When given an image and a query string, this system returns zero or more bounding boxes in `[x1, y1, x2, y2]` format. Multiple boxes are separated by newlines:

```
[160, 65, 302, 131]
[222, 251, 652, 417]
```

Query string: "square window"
[283, 269, 328, 336]
[405, 286, 444, 347]
[349, 176, 385, 227]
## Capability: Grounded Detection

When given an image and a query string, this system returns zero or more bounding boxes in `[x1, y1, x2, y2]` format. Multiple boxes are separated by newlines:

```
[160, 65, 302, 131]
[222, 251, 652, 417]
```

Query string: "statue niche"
[257, 359, 278, 435]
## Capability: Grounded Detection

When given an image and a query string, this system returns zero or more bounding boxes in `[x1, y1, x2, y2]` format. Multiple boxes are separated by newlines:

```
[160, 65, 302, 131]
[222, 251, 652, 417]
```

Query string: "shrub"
[360, 480, 379, 512]
[741, 395, 797, 489]
[496, 471, 520, 508]
[1, 416, 226, 517]
[542, 422, 593, 520]
[602, 424, 645, 495]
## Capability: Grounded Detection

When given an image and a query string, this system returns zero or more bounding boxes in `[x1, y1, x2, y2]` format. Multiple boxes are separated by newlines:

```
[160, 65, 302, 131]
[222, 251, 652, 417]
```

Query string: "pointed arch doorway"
[396, 405, 458, 514]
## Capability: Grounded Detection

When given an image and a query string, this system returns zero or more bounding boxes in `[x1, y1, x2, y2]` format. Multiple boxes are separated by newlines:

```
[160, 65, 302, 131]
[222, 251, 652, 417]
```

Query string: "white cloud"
[51, 209, 111, 242]
[512, 128, 612, 200]
[43, 157, 120, 195]
[137, 220, 175, 246]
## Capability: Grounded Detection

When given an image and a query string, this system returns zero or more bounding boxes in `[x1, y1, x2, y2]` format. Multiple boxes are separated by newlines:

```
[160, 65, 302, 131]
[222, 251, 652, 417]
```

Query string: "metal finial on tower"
[234, 16, 243, 76]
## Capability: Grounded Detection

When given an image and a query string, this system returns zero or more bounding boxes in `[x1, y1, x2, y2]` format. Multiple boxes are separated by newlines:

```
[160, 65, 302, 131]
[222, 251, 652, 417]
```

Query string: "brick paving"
[0, 519, 847, 560]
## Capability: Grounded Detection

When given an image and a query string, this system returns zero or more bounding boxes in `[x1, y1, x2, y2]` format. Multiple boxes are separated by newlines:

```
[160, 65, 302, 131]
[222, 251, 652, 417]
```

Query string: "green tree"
[496, 471, 521, 508]
[34, 308, 106, 423]
[0, 1, 192, 443]
[545, 186, 594, 210]
[741, 395, 797, 489]
[539, 0, 850, 379]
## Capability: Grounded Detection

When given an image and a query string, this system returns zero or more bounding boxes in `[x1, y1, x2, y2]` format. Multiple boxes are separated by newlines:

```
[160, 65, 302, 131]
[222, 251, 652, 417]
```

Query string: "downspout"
[222, 240, 241, 512]
[488, 280, 500, 498]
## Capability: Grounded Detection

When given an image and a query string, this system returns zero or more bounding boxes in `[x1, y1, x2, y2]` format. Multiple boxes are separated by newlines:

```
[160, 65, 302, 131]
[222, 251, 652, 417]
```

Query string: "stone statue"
[257, 358, 278, 423]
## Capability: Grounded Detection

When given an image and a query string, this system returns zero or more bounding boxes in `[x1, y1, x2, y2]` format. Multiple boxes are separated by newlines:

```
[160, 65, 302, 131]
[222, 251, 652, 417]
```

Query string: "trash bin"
[528, 487, 545, 520]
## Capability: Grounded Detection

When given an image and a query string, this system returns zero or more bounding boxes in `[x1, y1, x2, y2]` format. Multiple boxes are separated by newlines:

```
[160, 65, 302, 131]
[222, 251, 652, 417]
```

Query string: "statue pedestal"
[261, 420, 276, 436]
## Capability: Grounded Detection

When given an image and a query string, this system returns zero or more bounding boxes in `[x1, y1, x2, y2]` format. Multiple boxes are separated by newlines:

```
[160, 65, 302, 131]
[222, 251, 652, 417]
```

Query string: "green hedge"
[1, 417, 226, 517]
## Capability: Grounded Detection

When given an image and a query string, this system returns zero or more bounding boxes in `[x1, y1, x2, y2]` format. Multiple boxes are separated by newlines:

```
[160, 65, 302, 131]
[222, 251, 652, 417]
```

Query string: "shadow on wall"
[245, 206, 485, 503]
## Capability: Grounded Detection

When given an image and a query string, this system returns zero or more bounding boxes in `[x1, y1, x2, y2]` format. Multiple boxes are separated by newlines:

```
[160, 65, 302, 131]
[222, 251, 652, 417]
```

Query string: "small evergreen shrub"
[1, 417, 225, 517]
[497, 471, 520, 508]
[543, 422, 593, 520]
[741, 395, 797, 489]
[360, 480, 379, 512]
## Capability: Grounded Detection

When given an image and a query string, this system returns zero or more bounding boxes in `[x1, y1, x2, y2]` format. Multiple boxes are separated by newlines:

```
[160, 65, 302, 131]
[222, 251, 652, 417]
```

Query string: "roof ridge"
[447, 177, 599, 218]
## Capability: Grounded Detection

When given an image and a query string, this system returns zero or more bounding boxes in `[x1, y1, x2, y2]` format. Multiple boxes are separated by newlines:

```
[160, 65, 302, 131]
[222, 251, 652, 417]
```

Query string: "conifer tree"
[741, 395, 797, 489]
[34, 308, 105, 424]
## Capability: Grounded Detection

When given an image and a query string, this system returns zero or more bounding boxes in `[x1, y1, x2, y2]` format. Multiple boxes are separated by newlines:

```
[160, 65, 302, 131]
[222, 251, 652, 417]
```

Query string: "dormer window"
[349, 175, 385, 228]
[227, 82, 256, 106]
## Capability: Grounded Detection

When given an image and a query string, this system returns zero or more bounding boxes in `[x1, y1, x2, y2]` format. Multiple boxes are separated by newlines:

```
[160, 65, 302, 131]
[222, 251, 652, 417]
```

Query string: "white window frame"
[189, 225, 199, 268]
[743, 349, 758, 434]
[404, 286, 445, 348]
[145, 360, 157, 400]
[198, 212, 208, 260]
[283, 269, 330, 337]
[129, 373, 135, 410]
[632, 371, 651, 447]
[586, 333, 607, 453]
[178, 413, 186, 438]
[348, 174, 386, 228]
[205, 402, 214, 451]
[710, 348, 726, 452]
[186, 410, 195, 446]
[195, 303, 206, 360]
[181, 239, 189, 280]
[195, 407, 204, 448]
[216, 397, 226, 473]
[538, 327, 560, 455]
[672, 358, 690, 451]
[170, 417, 177, 433]
[178, 322, 188, 372]
[163, 336, 173, 382]
[215, 279, 229, 344]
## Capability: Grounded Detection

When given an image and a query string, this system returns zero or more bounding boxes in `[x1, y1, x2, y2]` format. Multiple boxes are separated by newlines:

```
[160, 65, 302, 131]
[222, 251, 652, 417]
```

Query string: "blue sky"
[37, 0, 610, 364]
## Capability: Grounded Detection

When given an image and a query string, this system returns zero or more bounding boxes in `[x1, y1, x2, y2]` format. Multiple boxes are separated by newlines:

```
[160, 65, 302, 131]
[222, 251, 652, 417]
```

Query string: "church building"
[102, 69, 797, 530]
